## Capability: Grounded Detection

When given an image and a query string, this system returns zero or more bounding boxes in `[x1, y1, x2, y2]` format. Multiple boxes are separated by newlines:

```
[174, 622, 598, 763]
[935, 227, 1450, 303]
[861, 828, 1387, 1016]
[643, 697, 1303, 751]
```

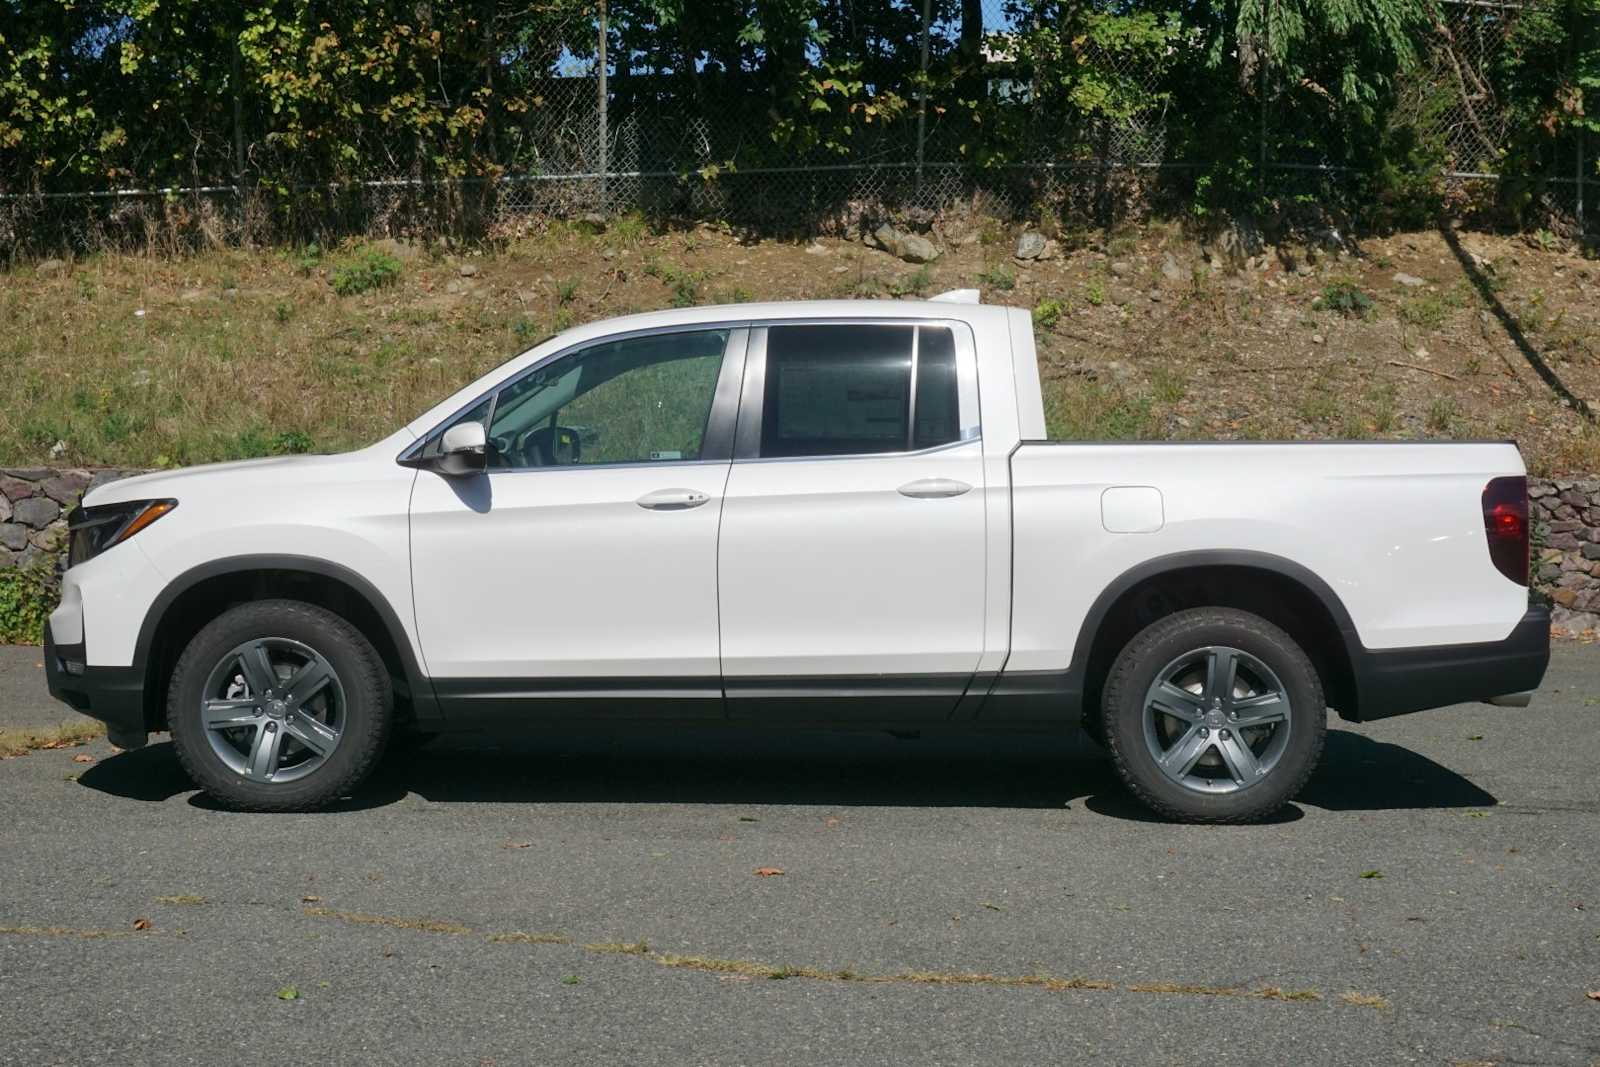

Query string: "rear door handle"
[636, 488, 712, 511]
[897, 478, 972, 499]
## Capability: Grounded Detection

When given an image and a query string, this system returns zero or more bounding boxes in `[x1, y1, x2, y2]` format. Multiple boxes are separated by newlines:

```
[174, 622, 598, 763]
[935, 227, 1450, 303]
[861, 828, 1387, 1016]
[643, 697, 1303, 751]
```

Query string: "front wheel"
[168, 599, 392, 811]
[1102, 608, 1326, 823]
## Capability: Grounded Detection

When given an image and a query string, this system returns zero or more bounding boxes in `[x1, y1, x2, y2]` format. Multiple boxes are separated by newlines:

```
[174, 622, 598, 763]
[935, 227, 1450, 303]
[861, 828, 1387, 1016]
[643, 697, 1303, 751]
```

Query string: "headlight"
[66, 499, 177, 568]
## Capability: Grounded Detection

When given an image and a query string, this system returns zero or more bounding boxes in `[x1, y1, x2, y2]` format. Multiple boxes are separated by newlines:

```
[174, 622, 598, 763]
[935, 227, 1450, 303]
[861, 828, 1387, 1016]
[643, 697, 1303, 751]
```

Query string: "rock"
[0, 475, 32, 501]
[1529, 482, 1554, 498]
[1551, 587, 1580, 607]
[457, 263, 479, 278]
[0, 495, 9, 523]
[0, 524, 28, 552]
[1582, 543, 1600, 561]
[1109, 288, 1133, 307]
[872, 224, 940, 264]
[1109, 260, 1132, 278]
[29, 526, 64, 552]
[2, 468, 51, 479]
[1548, 532, 1581, 550]
[579, 212, 608, 231]
[445, 280, 464, 295]
[1161, 254, 1186, 283]
[1203, 217, 1265, 272]
[1147, 288, 1164, 303]
[1553, 610, 1600, 635]
[1537, 564, 1563, 582]
[12, 497, 59, 529]
[49, 440, 66, 458]
[1013, 232, 1048, 260]
[41, 472, 90, 505]
[804, 242, 829, 256]
[0, 546, 13, 568]
[1311, 334, 1325, 345]
[1388, 271, 1424, 286]
[1547, 520, 1584, 533]
[36, 258, 67, 276]
[369, 237, 422, 261]
[15, 544, 43, 571]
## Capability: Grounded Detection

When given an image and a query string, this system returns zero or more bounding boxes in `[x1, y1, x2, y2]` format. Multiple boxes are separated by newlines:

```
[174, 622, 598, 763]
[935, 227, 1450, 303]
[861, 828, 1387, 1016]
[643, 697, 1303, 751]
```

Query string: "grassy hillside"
[2, 219, 1597, 473]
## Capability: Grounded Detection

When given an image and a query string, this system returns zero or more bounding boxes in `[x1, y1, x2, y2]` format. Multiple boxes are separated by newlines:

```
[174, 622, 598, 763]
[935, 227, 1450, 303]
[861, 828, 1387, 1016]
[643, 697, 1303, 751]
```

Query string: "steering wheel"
[512, 424, 583, 466]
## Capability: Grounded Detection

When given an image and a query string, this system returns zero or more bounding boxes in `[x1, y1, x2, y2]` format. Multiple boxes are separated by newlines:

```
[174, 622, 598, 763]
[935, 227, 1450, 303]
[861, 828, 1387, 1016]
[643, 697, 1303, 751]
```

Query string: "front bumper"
[43, 624, 149, 749]
[1345, 606, 1551, 722]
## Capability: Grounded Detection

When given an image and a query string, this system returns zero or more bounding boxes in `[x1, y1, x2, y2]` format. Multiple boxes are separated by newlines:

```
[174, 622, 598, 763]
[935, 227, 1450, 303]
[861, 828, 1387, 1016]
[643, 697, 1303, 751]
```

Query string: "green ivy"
[0, 564, 57, 646]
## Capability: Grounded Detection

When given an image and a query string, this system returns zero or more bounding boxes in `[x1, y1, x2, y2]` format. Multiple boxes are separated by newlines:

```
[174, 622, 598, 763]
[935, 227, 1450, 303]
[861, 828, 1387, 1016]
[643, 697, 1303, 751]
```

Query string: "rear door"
[716, 321, 988, 720]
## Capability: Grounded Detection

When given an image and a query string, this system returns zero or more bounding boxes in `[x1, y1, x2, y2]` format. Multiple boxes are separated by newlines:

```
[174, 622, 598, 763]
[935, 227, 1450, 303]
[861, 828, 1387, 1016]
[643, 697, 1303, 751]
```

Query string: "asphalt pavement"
[1, 643, 1597, 1066]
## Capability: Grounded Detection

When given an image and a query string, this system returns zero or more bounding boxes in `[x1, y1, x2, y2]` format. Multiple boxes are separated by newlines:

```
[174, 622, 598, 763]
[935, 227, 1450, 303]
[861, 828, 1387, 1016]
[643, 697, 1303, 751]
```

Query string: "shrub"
[1032, 298, 1065, 329]
[978, 263, 1015, 291]
[330, 249, 402, 296]
[0, 564, 57, 645]
[1315, 281, 1373, 317]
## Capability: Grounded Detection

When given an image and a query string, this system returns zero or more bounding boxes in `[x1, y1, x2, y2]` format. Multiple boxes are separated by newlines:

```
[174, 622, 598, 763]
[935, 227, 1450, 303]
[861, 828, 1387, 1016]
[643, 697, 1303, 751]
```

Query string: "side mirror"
[435, 420, 487, 476]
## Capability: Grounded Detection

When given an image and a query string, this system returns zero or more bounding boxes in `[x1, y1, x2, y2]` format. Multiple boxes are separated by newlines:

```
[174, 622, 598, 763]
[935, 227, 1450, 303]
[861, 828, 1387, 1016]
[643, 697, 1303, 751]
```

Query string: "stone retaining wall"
[1530, 479, 1600, 636]
[0, 468, 144, 572]
[1, 466, 1592, 637]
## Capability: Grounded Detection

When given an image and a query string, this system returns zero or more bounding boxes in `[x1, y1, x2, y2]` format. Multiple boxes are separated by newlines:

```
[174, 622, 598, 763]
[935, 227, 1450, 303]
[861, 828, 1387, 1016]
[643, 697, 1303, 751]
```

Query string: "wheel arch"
[133, 555, 437, 733]
[1070, 550, 1364, 726]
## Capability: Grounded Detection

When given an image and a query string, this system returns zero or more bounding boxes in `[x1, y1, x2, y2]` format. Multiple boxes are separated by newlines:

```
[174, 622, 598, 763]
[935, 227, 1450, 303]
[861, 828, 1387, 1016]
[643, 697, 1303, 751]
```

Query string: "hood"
[81, 431, 414, 508]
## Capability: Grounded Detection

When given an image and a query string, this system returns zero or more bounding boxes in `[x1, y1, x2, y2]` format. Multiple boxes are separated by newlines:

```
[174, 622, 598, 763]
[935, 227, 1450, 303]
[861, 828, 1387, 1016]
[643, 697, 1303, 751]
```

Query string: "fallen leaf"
[300, 895, 321, 903]
[753, 867, 785, 877]
[737, 816, 758, 823]
[823, 817, 841, 827]
[1586, 990, 1600, 1001]
[501, 841, 531, 849]
[72, 754, 95, 764]
[276, 986, 299, 1001]
[979, 901, 1004, 911]
[132, 918, 151, 931]
[1359, 870, 1383, 879]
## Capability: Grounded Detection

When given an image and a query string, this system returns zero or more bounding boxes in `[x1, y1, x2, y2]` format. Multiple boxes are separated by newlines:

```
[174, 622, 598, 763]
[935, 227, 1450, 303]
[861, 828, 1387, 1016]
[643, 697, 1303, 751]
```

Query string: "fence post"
[915, 0, 931, 193]
[597, 0, 609, 212]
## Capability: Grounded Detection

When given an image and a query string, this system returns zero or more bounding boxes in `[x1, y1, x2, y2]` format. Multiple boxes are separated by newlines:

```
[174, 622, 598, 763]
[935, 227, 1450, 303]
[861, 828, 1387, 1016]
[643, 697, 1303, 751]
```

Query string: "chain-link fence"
[0, 0, 1589, 253]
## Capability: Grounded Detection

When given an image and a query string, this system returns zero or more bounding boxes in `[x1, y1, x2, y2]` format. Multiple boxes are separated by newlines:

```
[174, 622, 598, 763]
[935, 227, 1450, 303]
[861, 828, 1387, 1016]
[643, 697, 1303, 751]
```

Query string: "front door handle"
[897, 477, 973, 499]
[636, 488, 712, 511]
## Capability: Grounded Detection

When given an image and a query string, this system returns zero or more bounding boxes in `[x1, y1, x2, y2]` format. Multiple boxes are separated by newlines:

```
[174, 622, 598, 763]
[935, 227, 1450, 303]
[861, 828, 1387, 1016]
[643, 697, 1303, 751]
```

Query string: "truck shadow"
[77, 726, 1496, 818]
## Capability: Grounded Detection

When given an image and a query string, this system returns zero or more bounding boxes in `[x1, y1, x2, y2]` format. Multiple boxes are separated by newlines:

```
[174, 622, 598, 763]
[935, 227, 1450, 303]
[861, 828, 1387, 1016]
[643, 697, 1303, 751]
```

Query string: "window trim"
[734, 319, 981, 463]
[398, 324, 751, 472]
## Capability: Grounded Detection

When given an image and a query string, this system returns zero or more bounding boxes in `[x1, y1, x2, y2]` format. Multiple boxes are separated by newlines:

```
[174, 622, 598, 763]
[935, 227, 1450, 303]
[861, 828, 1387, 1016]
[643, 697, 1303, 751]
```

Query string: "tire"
[168, 599, 392, 811]
[1102, 607, 1326, 824]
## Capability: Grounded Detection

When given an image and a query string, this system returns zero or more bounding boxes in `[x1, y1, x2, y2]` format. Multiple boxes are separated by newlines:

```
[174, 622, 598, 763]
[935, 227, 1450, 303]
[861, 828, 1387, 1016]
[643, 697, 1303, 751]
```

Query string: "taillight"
[1482, 476, 1528, 586]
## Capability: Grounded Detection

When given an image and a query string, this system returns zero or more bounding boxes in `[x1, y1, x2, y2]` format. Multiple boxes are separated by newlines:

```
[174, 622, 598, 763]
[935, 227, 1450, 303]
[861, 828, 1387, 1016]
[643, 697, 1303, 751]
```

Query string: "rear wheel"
[168, 599, 392, 811]
[1102, 607, 1325, 823]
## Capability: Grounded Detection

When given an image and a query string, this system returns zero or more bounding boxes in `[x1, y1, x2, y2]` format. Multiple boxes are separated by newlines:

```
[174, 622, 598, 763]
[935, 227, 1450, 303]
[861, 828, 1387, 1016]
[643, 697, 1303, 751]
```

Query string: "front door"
[717, 322, 988, 719]
[409, 326, 746, 719]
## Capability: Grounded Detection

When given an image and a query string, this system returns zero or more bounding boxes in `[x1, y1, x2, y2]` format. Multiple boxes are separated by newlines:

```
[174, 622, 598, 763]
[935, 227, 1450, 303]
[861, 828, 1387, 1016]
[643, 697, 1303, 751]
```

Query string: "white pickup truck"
[45, 293, 1548, 821]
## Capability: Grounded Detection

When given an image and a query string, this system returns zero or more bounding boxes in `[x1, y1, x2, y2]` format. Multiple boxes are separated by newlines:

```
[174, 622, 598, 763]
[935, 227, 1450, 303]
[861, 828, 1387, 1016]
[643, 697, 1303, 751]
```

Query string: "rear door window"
[759, 324, 960, 458]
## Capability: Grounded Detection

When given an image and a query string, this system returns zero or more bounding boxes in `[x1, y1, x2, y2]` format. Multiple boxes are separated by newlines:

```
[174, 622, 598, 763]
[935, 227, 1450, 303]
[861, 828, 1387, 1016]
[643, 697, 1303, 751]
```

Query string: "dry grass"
[302, 906, 470, 935]
[584, 940, 652, 956]
[1340, 990, 1393, 1011]
[486, 931, 571, 945]
[0, 722, 104, 758]
[2, 226, 1598, 472]
[0, 924, 142, 939]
